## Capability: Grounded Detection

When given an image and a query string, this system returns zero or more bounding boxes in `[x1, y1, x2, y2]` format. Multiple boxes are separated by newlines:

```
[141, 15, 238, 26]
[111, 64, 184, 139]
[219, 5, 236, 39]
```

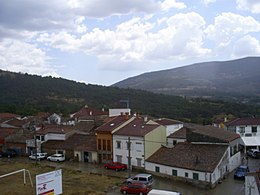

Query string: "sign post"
[36, 169, 62, 195]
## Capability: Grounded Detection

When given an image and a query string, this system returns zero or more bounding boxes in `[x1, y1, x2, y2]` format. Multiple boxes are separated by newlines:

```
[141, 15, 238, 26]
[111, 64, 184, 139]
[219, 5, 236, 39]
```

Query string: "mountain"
[112, 57, 260, 103]
[0, 69, 260, 124]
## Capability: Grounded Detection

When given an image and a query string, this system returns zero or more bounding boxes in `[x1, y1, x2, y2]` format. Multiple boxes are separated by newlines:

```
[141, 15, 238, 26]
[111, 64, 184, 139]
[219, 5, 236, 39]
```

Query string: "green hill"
[0, 69, 260, 124]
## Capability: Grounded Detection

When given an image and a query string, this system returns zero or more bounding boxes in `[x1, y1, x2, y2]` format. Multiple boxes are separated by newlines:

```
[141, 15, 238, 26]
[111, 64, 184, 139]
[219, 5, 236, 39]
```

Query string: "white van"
[126, 173, 153, 186]
[148, 189, 181, 195]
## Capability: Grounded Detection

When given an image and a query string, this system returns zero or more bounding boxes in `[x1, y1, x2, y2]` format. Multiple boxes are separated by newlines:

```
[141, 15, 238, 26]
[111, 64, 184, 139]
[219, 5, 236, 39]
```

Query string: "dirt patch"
[0, 160, 122, 195]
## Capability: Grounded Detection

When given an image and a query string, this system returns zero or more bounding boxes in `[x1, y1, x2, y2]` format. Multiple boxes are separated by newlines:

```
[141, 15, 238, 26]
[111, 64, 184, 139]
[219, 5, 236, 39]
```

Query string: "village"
[0, 105, 260, 194]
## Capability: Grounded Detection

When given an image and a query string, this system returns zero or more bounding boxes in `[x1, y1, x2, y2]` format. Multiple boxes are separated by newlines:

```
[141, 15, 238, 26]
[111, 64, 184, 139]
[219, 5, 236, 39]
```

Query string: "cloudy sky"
[0, 0, 259, 86]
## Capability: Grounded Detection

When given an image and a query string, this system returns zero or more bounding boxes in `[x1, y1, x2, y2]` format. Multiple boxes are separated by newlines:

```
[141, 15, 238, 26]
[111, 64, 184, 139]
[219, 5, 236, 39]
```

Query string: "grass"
[0, 159, 122, 195]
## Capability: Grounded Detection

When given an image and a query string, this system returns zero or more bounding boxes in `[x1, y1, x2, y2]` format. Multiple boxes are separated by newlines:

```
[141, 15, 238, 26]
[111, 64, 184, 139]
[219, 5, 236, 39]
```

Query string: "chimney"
[144, 116, 148, 122]
[124, 112, 129, 120]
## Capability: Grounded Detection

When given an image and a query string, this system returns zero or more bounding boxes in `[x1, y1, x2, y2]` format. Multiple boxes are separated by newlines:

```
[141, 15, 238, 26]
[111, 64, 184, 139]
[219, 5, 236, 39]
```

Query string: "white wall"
[109, 108, 131, 117]
[45, 133, 66, 141]
[145, 162, 212, 183]
[235, 125, 260, 137]
[113, 135, 145, 167]
[165, 124, 183, 137]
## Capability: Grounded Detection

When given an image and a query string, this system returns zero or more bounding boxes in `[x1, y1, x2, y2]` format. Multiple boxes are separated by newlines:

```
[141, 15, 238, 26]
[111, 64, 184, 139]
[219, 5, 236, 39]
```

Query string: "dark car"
[120, 182, 150, 195]
[104, 162, 127, 171]
[0, 149, 17, 158]
[234, 165, 249, 179]
[247, 149, 260, 159]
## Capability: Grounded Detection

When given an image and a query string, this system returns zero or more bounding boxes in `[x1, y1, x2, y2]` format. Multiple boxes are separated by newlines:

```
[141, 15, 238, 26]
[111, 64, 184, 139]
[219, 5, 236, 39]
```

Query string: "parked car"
[0, 149, 17, 158]
[120, 182, 150, 195]
[234, 165, 249, 179]
[47, 154, 65, 162]
[104, 162, 127, 171]
[126, 174, 153, 186]
[247, 149, 260, 159]
[29, 152, 48, 160]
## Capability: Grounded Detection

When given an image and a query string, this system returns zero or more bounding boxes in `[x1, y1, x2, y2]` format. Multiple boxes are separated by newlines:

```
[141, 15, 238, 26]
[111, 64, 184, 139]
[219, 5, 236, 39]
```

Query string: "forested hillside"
[113, 57, 260, 104]
[1, 70, 260, 124]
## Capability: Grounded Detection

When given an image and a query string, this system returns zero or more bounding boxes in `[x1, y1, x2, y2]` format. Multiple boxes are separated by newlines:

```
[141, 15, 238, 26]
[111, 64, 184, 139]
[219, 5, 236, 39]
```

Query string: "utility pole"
[127, 137, 131, 178]
[34, 124, 37, 163]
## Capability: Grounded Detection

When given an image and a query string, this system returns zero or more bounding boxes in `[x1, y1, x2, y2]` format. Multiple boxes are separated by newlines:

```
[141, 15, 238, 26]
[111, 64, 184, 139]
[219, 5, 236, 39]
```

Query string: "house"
[48, 113, 61, 124]
[167, 126, 187, 147]
[5, 129, 34, 156]
[145, 142, 229, 188]
[0, 128, 19, 151]
[145, 123, 242, 188]
[0, 113, 19, 123]
[113, 116, 166, 168]
[26, 125, 75, 154]
[41, 133, 97, 162]
[148, 118, 183, 147]
[71, 105, 108, 124]
[225, 117, 260, 151]
[95, 114, 135, 163]
[149, 118, 183, 137]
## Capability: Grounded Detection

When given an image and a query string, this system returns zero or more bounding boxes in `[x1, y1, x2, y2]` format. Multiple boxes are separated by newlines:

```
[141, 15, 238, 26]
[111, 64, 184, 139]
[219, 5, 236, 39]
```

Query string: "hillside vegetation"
[113, 57, 260, 104]
[0, 70, 260, 124]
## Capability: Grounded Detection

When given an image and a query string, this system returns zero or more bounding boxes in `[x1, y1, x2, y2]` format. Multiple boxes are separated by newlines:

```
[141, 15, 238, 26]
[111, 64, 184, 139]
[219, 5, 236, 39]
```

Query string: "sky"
[0, 0, 260, 86]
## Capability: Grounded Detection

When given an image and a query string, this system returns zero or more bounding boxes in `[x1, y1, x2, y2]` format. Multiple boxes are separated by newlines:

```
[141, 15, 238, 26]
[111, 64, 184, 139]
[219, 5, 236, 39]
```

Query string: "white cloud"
[233, 35, 260, 57]
[0, 39, 56, 76]
[205, 12, 260, 47]
[161, 0, 186, 11]
[38, 12, 211, 71]
[202, 0, 216, 5]
[236, 0, 260, 13]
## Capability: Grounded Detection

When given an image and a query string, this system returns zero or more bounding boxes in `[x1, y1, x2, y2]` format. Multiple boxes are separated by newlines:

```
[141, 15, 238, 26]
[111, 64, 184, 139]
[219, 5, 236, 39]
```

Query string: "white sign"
[36, 169, 62, 195]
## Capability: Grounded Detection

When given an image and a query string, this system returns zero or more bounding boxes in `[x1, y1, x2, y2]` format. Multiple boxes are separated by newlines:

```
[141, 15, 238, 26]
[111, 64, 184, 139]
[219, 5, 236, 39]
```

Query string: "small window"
[185, 172, 188, 177]
[193, 173, 199, 180]
[116, 141, 121, 149]
[252, 126, 257, 133]
[172, 169, 177, 176]
[239, 127, 245, 133]
[155, 166, 160, 173]
[98, 139, 101, 150]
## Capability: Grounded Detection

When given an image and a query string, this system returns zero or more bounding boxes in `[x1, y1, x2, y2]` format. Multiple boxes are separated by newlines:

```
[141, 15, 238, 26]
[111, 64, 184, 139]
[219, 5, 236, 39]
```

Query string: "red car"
[120, 182, 150, 194]
[104, 162, 127, 171]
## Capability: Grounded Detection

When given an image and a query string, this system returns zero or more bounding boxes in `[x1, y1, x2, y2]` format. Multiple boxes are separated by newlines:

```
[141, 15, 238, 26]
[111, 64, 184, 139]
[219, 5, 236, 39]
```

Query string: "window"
[155, 166, 160, 173]
[252, 126, 257, 133]
[239, 126, 245, 133]
[136, 158, 142, 167]
[172, 169, 177, 176]
[98, 139, 101, 150]
[185, 172, 188, 177]
[193, 173, 199, 180]
[107, 140, 111, 151]
[103, 140, 106, 150]
[116, 141, 121, 149]
[116, 155, 122, 163]
[173, 140, 177, 146]
[135, 142, 142, 152]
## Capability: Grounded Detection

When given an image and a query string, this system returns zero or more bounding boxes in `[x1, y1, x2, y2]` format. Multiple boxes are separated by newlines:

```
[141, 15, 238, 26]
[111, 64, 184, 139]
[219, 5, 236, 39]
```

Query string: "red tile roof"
[73, 106, 108, 117]
[154, 118, 183, 126]
[186, 123, 240, 142]
[225, 118, 260, 126]
[0, 128, 19, 139]
[114, 117, 160, 137]
[146, 142, 228, 173]
[42, 133, 96, 151]
[168, 127, 187, 139]
[0, 113, 19, 119]
[36, 125, 74, 135]
[95, 115, 133, 133]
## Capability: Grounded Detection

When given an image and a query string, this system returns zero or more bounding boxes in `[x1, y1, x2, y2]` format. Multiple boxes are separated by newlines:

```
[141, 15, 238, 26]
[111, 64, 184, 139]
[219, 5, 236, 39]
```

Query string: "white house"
[148, 118, 183, 137]
[225, 118, 260, 151]
[113, 117, 166, 168]
[145, 143, 229, 188]
[167, 127, 187, 147]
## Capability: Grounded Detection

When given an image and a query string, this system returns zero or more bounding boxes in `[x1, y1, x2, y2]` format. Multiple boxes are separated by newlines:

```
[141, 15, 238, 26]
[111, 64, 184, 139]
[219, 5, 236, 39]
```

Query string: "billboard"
[36, 169, 62, 195]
